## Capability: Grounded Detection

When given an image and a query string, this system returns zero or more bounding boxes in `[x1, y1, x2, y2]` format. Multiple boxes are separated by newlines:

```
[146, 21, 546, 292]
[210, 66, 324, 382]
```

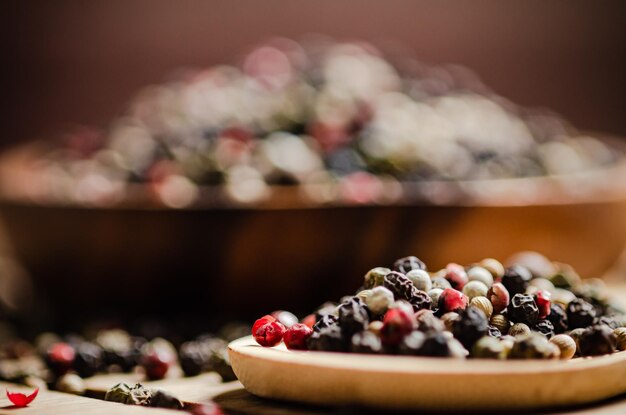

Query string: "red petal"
[7, 388, 39, 407]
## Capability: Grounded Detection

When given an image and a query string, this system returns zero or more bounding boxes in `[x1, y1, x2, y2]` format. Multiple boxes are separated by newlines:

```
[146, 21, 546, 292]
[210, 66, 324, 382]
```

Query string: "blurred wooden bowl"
[1, 138, 626, 323]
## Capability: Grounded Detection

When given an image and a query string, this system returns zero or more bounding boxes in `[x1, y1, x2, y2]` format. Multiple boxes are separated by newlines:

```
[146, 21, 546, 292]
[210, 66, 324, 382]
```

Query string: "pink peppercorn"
[301, 314, 316, 329]
[253, 321, 286, 347]
[252, 315, 276, 334]
[445, 263, 468, 290]
[283, 323, 313, 350]
[534, 290, 552, 320]
[380, 308, 414, 345]
[439, 288, 468, 313]
[487, 282, 510, 314]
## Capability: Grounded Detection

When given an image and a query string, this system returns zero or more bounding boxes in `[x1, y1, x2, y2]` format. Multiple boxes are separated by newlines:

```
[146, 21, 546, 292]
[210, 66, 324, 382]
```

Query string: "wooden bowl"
[1, 139, 626, 323]
[228, 336, 626, 411]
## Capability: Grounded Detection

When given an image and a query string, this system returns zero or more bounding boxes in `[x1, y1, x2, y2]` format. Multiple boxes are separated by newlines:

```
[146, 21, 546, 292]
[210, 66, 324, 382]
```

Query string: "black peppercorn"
[487, 325, 502, 338]
[501, 265, 532, 297]
[547, 303, 568, 334]
[73, 342, 103, 378]
[451, 307, 489, 350]
[338, 297, 370, 338]
[149, 389, 184, 410]
[567, 298, 596, 329]
[507, 294, 539, 326]
[307, 325, 346, 352]
[393, 256, 427, 273]
[534, 320, 555, 339]
[313, 314, 338, 332]
[178, 341, 207, 377]
[578, 325, 616, 356]
[351, 331, 383, 354]
[410, 290, 433, 312]
[383, 271, 418, 302]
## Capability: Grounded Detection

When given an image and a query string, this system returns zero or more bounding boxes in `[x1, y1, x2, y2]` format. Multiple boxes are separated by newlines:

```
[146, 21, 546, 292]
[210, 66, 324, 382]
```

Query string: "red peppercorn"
[444, 263, 468, 290]
[141, 349, 173, 380]
[46, 342, 76, 376]
[284, 323, 313, 350]
[487, 282, 510, 314]
[253, 321, 286, 347]
[534, 290, 552, 320]
[252, 315, 276, 334]
[380, 308, 414, 345]
[439, 288, 468, 313]
[301, 314, 316, 329]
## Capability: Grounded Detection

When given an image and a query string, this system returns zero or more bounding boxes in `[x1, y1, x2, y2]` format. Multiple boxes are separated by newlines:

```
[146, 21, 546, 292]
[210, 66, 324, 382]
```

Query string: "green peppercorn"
[364, 267, 391, 289]
[614, 327, 626, 351]
[472, 336, 505, 359]
[509, 323, 531, 337]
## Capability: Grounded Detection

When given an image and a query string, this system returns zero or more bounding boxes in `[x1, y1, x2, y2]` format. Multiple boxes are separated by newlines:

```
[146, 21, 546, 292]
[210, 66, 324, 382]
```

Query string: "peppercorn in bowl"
[1, 38, 626, 323]
[229, 253, 626, 410]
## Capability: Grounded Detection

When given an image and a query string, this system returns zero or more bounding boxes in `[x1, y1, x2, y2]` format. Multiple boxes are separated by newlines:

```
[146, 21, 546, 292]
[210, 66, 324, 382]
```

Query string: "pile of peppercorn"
[26, 38, 621, 207]
[0, 325, 243, 396]
[252, 252, 626, 359]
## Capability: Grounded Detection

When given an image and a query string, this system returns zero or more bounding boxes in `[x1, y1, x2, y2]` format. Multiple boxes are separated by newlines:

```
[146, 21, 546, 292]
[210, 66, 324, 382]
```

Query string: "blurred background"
[1, 0, 626, 335]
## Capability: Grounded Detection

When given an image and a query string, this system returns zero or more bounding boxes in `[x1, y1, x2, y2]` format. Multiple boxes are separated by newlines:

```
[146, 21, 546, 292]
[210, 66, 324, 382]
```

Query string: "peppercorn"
[467, 266, 494, 287]
[127, 383, 152, 406]
[568, 328, 586, 355]
[351, 331, 383, 354]
[490, 314, 511, 335]
[315, 302, 339, 320]
[509, 333, 559, 359]
[451, 306, 489, 350]
[338, 297, 369, 338]
[549, 262, 582, 289]
[307, 325, 345, 352]
[444, 263, 468, 290]
[469, 296, 493, 320]
[501, 265, 532, 297]
[104, 382, 132, 404]
[509, 323, 531, 337]
[407, 269, 431, 292]
[487, 325, 502, 338]
[418, 332, 459, 357]
[383, 271, 418, 302]
[409, 290, 433, 312]
[472, 336, 505, 359]
[179, 341, 207, 377]
[141, 344, 174, 380]
[271, 310, 299, 328]
[427, 288, 444, 306]
[534, 290, 552, 320]
[507, 294, 539, 326]
[547, 303, 569, 334]
[393, 256, 427, 273]
[415, 309, 445, 333]
[73, 342, 102, 378]
[567, 298, 597, 329]
[463, 280, 489, 300]
[431, 277, 452, 290]
[614, 327, 626, 351]
[534, 320, 555, 339]
[356, 289, 373, 302]
[363, 267, 391, 289]
[578, 325, 616, 356]
[313, 314, 338, 332]
[253, 320, 287, 347]
[149, 389, 183, 410]
[284, 324, 313, 350]
[439, 288, 468, 313]
[441, 312, 460, 331]
[594, 316, 621, 330]
[479, 258, 505, 279]
[365, 286, 394, 316]
[549, 334, 576, 360]
[398, 331, 425, 355]
[380, 307, 414, 346]
[45, 342, 75, 377]
[487, 282, 510, 314]
[529, 278, 556, 293]
[552, 288, 577, 308]
[55, 373, 85, 395]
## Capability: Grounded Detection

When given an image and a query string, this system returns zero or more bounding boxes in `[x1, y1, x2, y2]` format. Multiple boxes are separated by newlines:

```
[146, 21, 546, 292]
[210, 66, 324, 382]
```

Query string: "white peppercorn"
[463, 280, 489, 300]
[470, 296, 493, 320]
[490, 314, 510, 335]
[549, 334, 577, 360]
[467, 266, 494, 287]
[427, 288, 444, 305]
[364, 286, 394, 316]
[480, 258, 505, 279]
[406, 269, 432, 292]
[356, 289, 373, 302]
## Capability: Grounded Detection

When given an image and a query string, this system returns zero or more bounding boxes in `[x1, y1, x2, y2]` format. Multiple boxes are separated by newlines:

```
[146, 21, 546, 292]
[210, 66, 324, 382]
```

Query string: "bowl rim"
[1, 134, 626, 211]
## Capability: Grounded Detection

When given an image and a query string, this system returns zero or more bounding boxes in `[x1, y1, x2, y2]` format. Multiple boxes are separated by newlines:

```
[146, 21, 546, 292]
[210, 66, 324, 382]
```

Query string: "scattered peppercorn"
[578, 325, 616, 356]
[509, 323, 531, 337]
[534, 320, 555, 339]
[547, 303, 569, 334]
[507, 294, 539, 326]
[283, 324, 313, 350]
[253, 320, 286, 347]
[567, 298, 597, 329]
[393, 256, 426, 274]
[534, 290, 552, 320]
[487, 283, 510, 314]
[614, 327, 626, 351]
[501, 265, 532, 297]
[439, 288, 469, 313]
[549, 334, 576, 360]
[451, 307, 489, 350]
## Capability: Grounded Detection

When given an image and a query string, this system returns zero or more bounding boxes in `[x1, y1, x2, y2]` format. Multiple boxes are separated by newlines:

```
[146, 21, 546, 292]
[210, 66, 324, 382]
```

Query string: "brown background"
[1, 0, 626, 149]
